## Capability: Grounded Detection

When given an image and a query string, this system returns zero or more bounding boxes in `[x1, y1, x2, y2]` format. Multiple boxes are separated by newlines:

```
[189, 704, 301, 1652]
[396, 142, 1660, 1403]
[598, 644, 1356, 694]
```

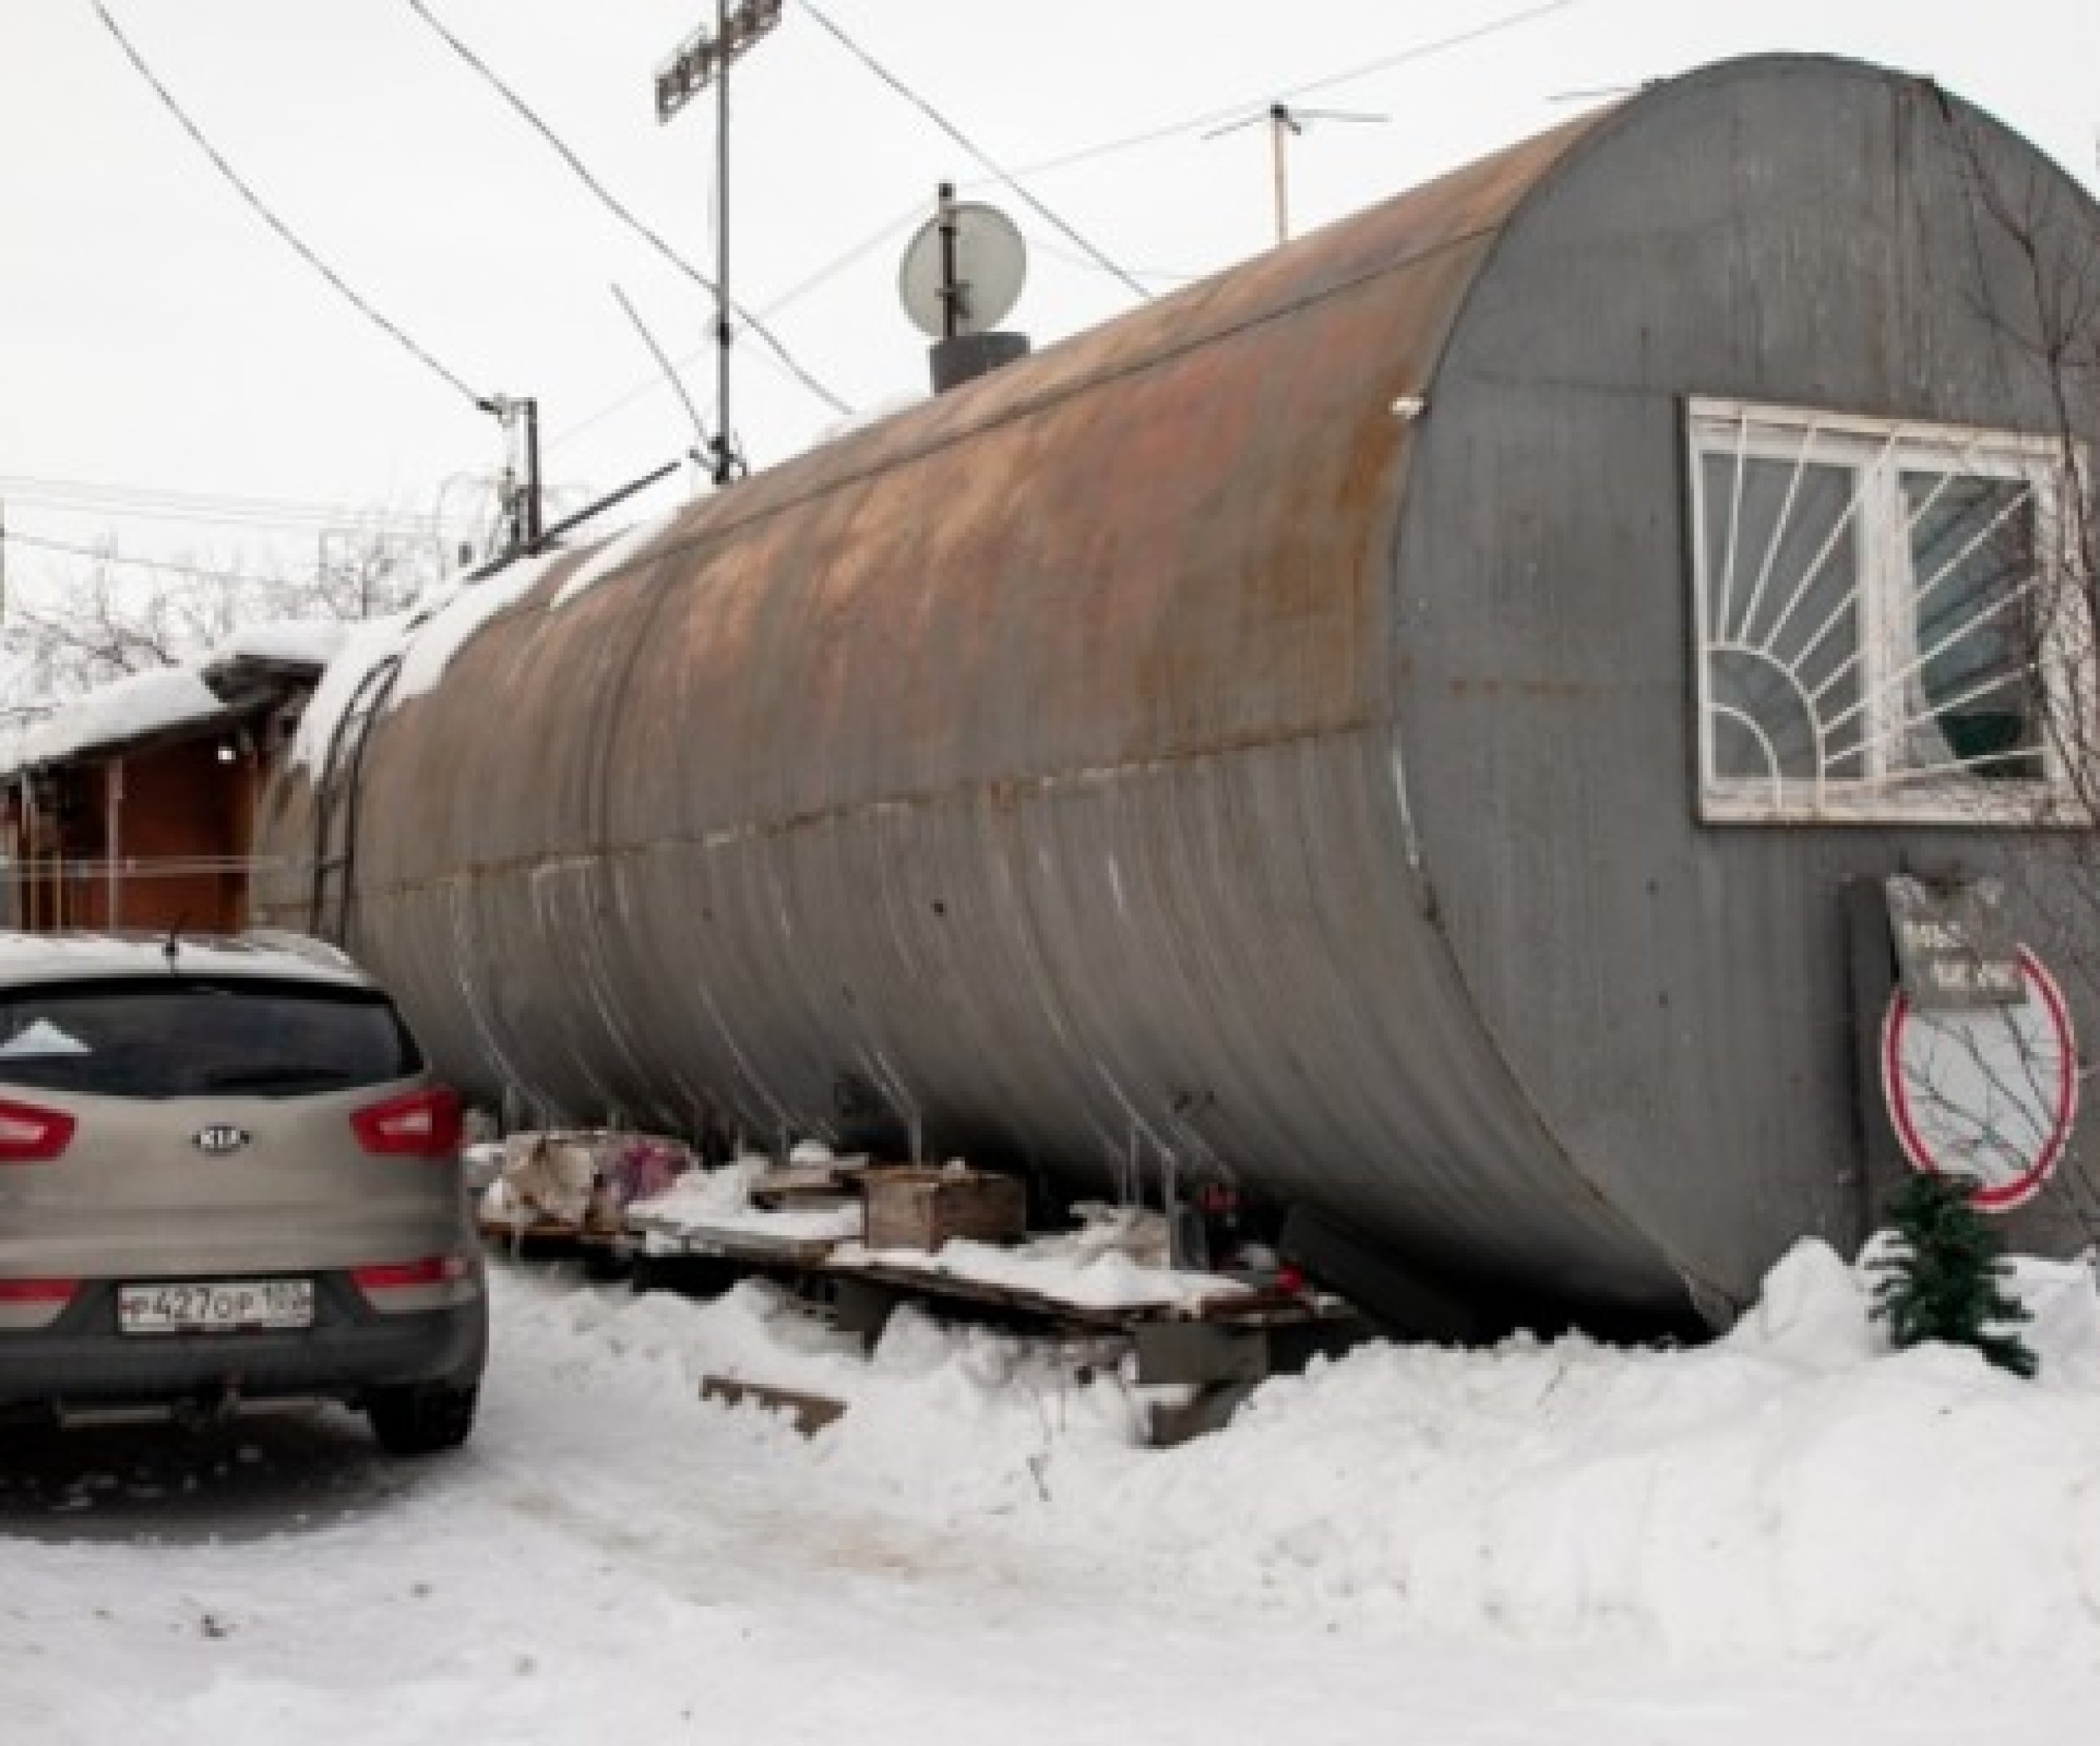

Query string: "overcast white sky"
[1, 0, 2096, 607]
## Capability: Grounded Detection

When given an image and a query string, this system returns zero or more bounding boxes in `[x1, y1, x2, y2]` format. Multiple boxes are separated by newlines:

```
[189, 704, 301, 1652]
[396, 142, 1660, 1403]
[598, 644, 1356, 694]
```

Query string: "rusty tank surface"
[256, 55, 2100, 1325]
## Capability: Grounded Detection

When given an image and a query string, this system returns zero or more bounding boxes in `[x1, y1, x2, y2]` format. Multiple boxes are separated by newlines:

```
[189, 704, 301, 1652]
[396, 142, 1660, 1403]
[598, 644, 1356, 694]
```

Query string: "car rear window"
[0, 977, 423, 1100]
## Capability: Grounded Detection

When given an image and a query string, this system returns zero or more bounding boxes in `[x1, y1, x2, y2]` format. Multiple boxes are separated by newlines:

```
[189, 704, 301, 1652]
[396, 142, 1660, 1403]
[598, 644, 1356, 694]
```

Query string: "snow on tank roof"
[0, 931, 378, 991]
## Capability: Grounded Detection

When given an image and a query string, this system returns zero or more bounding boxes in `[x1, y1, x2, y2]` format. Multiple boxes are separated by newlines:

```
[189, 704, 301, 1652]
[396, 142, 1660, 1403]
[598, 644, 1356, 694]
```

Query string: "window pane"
[1899, 472, 2042, 781]
[0, 978, 421, 1099]
[1702, 453, 1862, 782]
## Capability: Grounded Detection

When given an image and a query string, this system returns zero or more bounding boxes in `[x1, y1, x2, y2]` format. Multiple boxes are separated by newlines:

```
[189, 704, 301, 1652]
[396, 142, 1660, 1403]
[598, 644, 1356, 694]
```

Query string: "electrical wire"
[555, 0, 1584, 452]
[611, 284, 710, 458]
[976, 0, 1583, 188]
[1, 497, 426, 542]
[404, 0, 853, 418]
[755, 197, 927, 320]
[1285, 0, 1583, 105]
[90, 2, 487, 411]
[799, 2, 1153, 303]
[542, 356, 702, 456]
[545, 197, 927, 454]
[0, 472, 441, 525]
[1017, 229, 1204, 287]
[0, 530, 292, 592]
[0, 473, 458, 539]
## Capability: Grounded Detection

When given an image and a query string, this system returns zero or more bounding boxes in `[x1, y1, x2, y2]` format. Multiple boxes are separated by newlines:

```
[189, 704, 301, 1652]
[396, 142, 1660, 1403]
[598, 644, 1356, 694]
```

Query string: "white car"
[0, 931, 487, 1453]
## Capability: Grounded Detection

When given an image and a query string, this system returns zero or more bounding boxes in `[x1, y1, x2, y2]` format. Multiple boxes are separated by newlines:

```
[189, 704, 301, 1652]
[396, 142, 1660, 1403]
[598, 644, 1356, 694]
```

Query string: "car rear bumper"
[0, 1277, 487, 1416]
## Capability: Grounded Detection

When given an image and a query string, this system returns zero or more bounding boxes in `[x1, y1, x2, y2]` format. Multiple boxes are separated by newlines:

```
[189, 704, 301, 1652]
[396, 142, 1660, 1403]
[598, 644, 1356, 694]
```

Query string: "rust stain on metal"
[251, 104, 1678, 1309]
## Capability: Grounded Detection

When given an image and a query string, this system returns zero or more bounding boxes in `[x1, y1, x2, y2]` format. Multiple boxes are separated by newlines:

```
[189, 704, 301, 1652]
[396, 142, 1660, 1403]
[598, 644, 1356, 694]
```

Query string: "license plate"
[117, 1279, 314, 1335]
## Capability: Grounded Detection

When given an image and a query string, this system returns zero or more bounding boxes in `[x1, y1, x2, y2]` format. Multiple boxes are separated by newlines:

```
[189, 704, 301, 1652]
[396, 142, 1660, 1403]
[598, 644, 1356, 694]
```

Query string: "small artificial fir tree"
[1870, 1172, 2038, 1378]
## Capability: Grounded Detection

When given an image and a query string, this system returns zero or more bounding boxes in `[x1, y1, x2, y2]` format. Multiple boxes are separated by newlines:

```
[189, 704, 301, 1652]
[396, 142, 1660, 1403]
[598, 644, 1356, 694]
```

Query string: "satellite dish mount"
[900, 185, 1031, 394]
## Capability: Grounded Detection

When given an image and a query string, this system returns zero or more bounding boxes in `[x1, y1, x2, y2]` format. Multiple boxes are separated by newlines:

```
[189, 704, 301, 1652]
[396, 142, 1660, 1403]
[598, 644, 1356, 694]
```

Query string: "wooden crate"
[863, 1167, 1025, 1252]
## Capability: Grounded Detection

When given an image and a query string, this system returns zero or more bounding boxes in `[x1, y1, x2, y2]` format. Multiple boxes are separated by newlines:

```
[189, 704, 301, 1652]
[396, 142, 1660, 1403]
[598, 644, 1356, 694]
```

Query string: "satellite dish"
[899, 195, 1027, 340]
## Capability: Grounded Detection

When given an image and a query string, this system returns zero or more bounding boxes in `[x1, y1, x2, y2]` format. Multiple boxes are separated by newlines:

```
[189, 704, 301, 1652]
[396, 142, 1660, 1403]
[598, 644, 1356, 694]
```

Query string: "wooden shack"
[2, 639, 332, 935]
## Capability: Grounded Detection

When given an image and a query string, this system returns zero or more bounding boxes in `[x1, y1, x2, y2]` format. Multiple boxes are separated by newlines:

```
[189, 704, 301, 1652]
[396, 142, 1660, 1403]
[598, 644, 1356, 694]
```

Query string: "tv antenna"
[1205, 102, 1388, 247]
[653, 0, 782, 487]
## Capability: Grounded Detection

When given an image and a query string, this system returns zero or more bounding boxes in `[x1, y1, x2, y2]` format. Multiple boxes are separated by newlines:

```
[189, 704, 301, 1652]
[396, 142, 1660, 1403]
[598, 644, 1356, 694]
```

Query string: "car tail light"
[349, 1086, 462, 1158]
[352, 1254, 471, 1292]
[0, 1278, 78, 1304]
[0, 1099, 76, 1163]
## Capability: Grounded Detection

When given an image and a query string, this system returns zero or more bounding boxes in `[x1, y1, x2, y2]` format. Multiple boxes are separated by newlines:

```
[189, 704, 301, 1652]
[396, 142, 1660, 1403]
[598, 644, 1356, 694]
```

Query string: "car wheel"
[368, 1381, 478, 1455]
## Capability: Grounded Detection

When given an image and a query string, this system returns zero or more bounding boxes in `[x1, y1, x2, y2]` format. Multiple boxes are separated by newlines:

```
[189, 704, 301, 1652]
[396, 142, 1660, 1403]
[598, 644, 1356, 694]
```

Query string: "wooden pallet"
[825, 1254, 1333, 1332]
[620, 1201, 1368, 1447]
[625, 1217, 845, 1270]
[478, 1218, 624, 1259]
[697, 1376, 847, 1435]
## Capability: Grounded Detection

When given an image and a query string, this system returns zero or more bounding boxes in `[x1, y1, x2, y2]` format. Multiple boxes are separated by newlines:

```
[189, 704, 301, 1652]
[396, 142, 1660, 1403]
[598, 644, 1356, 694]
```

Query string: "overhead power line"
[1285, 0, 1582, 105]
[1, 530, 290, 592]
[91, 2, 487, 410]
[755, 197, 927, 320]
[986, 0, 1584, 188]
[404, 0, 853, 418]
[799, 3, 1152, 304]
[1017, 231, 1202, 286]
[0, 473, 461, 539]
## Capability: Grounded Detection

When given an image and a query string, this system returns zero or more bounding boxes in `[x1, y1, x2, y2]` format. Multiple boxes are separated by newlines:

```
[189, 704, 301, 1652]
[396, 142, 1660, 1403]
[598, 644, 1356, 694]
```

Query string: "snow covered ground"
[7, 1240, 2100, 1743]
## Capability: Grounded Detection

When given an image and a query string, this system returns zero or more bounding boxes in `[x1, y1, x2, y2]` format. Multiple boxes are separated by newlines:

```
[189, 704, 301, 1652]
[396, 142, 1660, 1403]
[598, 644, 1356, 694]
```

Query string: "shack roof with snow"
[3, 625, 339, 933]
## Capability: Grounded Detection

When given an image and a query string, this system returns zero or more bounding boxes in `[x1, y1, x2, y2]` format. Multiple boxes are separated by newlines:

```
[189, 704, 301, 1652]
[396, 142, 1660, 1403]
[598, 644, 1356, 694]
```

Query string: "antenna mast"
[655, 0, 782, 487]
[1205, 102, 1388, 247]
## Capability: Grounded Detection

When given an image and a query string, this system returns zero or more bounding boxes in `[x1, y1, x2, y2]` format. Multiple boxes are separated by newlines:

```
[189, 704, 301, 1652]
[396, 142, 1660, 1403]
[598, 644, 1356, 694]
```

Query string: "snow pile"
[629, 1161, 1242, 1309]
[3, 664, 227, 771]
[497, 1237, 2100, 1663]
[503, 1275, 1140, 1506]
[843, 1214, 1250, 1310]
[1092, 1241, 2100, 1660]
[0, 703, 54, 776]
[211, 619, 349, 669]
[629, 1155, 864, 1245]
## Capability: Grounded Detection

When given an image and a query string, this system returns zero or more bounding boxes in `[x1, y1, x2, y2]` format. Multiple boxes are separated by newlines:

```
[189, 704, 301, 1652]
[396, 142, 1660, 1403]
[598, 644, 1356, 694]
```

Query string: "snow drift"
[507, 1238, 2100, 1663]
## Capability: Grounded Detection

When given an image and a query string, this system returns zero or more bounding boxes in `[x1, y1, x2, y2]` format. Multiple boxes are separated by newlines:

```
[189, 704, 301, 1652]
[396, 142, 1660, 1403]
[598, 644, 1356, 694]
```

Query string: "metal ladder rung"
[308, 647, 409, 945]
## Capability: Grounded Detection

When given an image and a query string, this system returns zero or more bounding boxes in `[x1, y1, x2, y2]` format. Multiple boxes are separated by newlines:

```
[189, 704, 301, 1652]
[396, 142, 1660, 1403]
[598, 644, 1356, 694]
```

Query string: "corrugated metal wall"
[255, 57, 2100, 1320]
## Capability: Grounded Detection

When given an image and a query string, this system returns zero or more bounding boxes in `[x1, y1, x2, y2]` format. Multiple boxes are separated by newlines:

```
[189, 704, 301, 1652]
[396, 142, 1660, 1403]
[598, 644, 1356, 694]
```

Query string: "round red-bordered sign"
[1880, 946, 2079, 1212]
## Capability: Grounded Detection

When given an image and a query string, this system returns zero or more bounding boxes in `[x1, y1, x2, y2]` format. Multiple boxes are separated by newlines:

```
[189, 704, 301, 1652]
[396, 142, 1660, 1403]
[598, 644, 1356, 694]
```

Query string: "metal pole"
[938, 181, 961, 340]
[1269, 104, 1290, 247]
[535, 459, 682, 549]
[522, 397, 543, 547]
[713, 0, 734, 486]
[25, 780, 39, 932]
[105, 758, 123, 928]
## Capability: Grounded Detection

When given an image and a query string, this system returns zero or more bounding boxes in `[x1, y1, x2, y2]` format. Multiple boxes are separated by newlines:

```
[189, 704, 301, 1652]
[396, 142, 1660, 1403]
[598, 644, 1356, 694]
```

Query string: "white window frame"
[1687, 396, 2094, 825]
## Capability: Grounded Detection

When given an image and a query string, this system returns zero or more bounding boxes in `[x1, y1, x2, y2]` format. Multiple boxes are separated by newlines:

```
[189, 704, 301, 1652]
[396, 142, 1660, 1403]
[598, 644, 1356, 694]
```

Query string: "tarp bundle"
[480, 1129, 698, 1231]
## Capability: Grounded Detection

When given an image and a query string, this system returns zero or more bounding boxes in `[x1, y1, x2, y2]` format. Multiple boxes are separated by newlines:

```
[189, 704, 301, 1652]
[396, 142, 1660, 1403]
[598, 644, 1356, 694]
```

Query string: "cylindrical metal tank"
[256, 55, 2100, 1321]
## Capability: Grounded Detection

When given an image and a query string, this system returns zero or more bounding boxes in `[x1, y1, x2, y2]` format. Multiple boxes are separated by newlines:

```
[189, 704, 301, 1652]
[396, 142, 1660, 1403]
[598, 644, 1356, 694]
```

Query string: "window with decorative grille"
[1686, 398, 2089, 824]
